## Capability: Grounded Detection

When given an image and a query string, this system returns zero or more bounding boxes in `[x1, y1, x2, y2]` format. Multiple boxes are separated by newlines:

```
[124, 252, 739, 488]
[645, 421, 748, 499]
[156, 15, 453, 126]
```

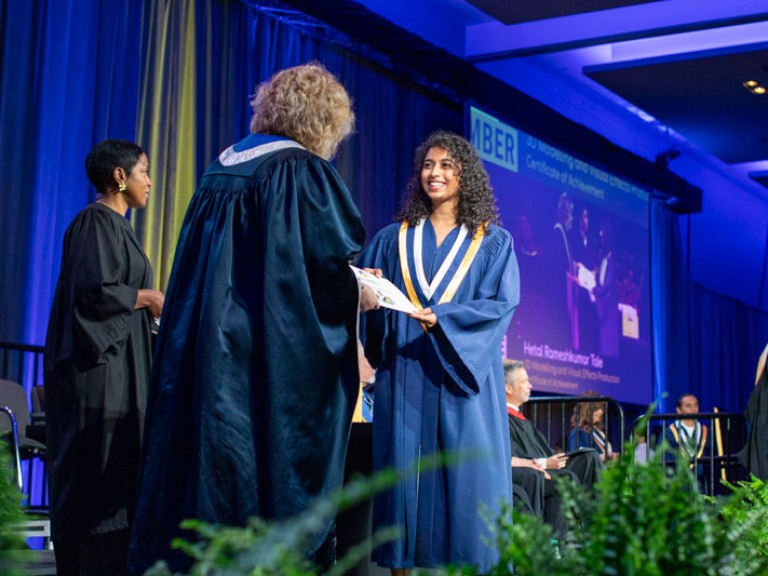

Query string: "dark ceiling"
[586, 47, 768, 165]
[351, 0, 768, 195]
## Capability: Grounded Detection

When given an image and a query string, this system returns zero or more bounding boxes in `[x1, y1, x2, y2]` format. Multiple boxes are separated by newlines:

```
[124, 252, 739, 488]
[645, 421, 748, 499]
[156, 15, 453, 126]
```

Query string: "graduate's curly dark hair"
[396, 130, 500, 235]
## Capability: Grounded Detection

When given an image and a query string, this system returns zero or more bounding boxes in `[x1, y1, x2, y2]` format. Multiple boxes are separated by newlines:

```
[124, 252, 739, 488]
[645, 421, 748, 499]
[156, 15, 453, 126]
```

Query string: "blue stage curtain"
[651, 199, 768, 413]
[5, 0, 766, 428]
[651, 199, 691, 413]
[0, 0, 144, 523]
[0, 0, 143, 346]
[132, 0, 463, 282]
[688, 282, 768, 412]
[1, 0, 460, 527]
[1, 0, 461, 345]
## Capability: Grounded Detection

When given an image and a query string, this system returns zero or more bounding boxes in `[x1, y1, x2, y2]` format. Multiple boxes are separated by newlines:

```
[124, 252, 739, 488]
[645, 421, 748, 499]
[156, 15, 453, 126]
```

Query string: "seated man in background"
[505, 360, 604, 540]
[663, 393, 711, 491]
[505, 360, 603, 499]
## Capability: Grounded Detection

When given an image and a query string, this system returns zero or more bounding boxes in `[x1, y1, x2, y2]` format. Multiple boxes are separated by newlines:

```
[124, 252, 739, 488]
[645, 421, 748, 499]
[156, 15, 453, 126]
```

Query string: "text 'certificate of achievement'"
[350, 266, 417, 313]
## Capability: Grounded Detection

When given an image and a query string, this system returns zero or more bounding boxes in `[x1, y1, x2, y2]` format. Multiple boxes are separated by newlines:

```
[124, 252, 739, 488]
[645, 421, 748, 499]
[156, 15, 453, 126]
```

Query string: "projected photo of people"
[508, 214, 545, 341]
[548, 192, 577, 349]
[592, 217, 620, 357]
[549, 201, 643, 360]
[470, 104, 652, 405]
[570, 205, 599, 352]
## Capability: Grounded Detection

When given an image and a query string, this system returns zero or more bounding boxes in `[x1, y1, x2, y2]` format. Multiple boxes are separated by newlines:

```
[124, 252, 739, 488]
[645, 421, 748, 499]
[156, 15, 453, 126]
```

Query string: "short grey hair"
[503, 360, 525, 381]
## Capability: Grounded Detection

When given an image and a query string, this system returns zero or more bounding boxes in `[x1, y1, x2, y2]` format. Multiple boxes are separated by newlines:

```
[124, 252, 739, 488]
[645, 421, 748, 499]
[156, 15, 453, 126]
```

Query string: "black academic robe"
[739, 362, 768, 479]
[127, 134, 365, 574]
[508, 413, 552, 456]
[512, 466, 568, 539]
[508, 413, 602, 489]
[44, 203, 153, 541]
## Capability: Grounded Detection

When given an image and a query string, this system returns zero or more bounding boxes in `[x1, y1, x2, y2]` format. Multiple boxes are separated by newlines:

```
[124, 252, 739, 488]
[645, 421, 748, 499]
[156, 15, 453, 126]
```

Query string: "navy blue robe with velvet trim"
[358, 220, 519, 572]
[127, 134, 365, 573]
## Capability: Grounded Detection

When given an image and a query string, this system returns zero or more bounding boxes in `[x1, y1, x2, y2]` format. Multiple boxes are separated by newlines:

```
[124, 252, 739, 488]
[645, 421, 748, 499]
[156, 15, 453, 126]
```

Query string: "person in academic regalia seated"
[662, 393, 711, 492]
[738, 342, 768, 479]
[357, 131, 519, 575]
[569, 391, 619, 463]
[505, 360, 593, 541]
[127, 63, 378, 575]
[44, 140, 165, 576]
[505, 361, 603, 494]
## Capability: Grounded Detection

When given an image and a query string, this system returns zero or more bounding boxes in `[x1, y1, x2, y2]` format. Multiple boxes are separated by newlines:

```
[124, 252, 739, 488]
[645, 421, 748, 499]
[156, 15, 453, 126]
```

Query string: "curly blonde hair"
[249, 62, 354, 160]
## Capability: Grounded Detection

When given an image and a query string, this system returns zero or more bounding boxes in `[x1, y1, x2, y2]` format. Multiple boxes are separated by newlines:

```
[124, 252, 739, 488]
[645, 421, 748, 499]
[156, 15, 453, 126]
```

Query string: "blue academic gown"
[127, 134, 365, 573]
[358, 220, 519, 572]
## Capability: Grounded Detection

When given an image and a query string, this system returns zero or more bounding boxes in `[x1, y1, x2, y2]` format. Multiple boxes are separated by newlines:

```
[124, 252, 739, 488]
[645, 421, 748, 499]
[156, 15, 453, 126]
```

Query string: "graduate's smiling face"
[506, 367, 532, 406]
[421, 147, 460, 209]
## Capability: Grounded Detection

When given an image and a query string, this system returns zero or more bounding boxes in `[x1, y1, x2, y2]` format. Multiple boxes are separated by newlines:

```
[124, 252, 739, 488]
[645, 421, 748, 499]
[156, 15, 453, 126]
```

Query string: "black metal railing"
[635, 411, 748, 495]
[0, 341, 45, 389]
[520, 396, 748, 495]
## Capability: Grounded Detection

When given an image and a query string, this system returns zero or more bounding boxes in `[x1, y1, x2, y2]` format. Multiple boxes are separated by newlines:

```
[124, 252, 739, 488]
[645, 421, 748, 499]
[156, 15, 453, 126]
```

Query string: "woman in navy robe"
[358, 131, 519, 574]
[569, 392, 618, 464]
[127, 63, 373, 574]
[44, 140, 164, 576]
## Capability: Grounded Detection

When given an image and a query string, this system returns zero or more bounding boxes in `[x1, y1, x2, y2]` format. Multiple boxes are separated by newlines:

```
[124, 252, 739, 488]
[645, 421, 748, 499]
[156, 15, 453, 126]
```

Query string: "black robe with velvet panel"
[127, 134, 365, 574]
[508, 412, 602, 489]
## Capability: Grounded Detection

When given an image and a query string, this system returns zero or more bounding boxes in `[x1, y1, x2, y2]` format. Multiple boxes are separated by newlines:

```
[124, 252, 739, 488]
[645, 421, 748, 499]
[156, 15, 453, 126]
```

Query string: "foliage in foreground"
[493, 432, 768, 576]
[144, 453, 462, 576]
[0, 439, 33, 576]
[142, 437, 768, 576]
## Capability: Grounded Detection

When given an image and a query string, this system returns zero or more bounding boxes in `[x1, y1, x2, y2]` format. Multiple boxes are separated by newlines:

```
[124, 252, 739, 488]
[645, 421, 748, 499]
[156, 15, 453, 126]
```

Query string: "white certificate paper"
[576, 263, 596, 291]
[350, 266, 417, 313]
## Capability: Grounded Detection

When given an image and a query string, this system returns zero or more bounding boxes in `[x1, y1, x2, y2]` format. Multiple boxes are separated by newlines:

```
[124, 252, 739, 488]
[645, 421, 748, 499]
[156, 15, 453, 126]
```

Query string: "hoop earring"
[118, 181, 127, 192]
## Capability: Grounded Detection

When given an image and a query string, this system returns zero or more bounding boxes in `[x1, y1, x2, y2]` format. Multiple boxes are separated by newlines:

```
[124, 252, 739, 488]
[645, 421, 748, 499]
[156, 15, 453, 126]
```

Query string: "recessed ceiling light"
[743, 80, 766, 95]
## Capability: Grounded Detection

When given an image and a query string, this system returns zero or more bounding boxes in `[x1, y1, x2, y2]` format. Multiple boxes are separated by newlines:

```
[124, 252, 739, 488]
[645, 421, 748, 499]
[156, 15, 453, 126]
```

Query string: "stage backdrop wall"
[0, 0, 461, 349]
[469, 105, 653, 406]
[1, 0, 767, 420]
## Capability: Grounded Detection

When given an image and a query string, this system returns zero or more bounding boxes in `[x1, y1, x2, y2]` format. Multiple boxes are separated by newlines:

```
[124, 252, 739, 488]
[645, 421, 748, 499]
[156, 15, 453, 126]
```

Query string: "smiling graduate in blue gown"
[358, 131, 519, 573]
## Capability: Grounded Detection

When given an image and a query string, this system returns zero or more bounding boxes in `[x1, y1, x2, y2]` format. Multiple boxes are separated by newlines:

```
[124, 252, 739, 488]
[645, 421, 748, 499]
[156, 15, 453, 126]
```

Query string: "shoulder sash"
[668, 422, 708, 465]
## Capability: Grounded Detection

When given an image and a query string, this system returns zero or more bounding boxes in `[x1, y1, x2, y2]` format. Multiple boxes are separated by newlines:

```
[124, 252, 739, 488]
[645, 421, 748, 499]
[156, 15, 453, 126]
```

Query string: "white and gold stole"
[398, 219, 486, 316]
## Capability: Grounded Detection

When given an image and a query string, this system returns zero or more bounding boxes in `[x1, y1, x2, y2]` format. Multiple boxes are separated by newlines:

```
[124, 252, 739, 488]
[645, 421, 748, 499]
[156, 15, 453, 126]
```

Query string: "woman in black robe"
[44, 140, 164, 576]
[738, 342, 768, 479]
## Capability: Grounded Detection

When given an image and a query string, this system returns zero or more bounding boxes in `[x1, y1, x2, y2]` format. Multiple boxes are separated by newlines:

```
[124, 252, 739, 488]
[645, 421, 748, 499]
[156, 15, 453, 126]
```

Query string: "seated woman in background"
[569, 391, 619, 462]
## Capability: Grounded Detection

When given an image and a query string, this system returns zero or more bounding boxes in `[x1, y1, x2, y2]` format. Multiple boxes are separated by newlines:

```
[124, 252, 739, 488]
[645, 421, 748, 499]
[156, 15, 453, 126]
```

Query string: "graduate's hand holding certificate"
[350, 266, 417, 313]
